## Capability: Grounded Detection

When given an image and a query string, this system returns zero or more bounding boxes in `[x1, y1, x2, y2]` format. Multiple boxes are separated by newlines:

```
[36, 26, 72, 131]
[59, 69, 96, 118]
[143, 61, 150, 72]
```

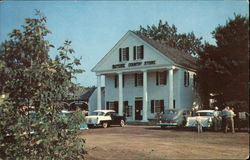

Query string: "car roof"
[93, 110, 116, 113]
[197, 110, 215, 113]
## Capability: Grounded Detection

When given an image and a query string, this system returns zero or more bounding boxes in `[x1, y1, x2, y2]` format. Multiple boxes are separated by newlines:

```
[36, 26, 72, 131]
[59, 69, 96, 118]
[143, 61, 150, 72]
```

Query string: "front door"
[135, 100, 142, 120]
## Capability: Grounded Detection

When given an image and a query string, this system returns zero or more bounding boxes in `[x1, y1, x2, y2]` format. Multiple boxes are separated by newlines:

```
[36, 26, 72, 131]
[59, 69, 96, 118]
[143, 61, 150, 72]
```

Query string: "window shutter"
[114, 101, 118, 113]
[184, 71, 186, 86]
[133, 46, 136, 60]
[163, 71, 167, 85]
[187, 72, 190, 86]
[156, 72, 159, 85]
[115, 75, 118, 88]
[141, 73, 143, 86]
[123, 74, 125, 88]
[160, 100, 164, 113]
[106, 102, 109, 110]
[151, 100, 154, 113]
[173, 100, 176, 109]
[141, 45, 144, 59]
[119, 48, 122, 62]
[135, 73, 137, 87]
[126, 47, 129, 61]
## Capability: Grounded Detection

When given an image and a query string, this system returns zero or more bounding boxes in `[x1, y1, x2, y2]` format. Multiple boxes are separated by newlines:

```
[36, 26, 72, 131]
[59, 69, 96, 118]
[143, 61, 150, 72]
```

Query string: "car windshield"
[196, 112, 213, 116]
[92, 112, 105, 116]
[165, 110, 177, 114]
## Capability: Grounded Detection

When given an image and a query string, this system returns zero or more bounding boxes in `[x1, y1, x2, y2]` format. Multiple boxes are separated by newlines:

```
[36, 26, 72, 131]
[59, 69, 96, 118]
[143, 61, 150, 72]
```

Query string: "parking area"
[79, 125, 249, 160]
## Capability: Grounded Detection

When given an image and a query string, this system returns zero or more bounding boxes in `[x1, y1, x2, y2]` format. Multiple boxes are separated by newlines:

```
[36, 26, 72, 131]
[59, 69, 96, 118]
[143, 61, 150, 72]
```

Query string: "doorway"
[135, 100, 142, 120]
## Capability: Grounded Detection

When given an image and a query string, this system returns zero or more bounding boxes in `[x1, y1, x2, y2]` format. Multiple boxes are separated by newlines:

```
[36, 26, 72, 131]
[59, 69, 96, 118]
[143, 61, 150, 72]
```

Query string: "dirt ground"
[79, 125, 249, 160]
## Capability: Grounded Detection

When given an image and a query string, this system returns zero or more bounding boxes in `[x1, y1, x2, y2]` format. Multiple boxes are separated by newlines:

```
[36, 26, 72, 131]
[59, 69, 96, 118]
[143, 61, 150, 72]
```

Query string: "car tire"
[120, 120, 125, 127]
[102, 122, 108, 128]
[88, 124, 94, 128]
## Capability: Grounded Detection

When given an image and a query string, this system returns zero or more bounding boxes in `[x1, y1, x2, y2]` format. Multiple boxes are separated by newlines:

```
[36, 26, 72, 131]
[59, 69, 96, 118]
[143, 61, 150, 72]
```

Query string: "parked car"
[235, 111, 249, 131]
[157, 109, 191, 128]
[86, 110, 126, 128]
[185, 110, 215, 128]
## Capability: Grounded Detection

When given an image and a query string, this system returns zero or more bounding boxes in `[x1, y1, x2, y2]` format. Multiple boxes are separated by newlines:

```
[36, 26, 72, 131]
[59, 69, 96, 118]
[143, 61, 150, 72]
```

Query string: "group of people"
[195, 106, 236, 133]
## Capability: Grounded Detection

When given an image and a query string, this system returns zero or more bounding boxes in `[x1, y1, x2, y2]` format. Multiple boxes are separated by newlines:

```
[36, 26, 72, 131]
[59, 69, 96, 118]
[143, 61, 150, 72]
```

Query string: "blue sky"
[0, 0, 249, 87]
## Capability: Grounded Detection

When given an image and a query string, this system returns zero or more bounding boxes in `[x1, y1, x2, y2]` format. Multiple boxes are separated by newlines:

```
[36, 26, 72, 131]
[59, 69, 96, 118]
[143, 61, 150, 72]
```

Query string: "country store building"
[91, 31, 199, 122]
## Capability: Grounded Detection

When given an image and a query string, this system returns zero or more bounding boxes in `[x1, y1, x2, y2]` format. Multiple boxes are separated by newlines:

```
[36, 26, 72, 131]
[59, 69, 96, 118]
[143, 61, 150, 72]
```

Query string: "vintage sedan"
[185, 110, 215, 128]
[157, 109, 191, 128]
[86, 110, 126, 128]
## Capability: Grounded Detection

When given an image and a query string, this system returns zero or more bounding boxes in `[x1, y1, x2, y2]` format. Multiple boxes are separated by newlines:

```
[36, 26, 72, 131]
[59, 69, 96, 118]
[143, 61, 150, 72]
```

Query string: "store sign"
[112, 60, 156, 69]
[112, 64, 125, 69]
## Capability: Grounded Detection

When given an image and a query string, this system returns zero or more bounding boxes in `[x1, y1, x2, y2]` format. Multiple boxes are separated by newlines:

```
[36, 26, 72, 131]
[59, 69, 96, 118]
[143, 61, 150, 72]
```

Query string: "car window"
[165, 110, 177, 114]
[196, 112, 213, 116]
[110, 112, 117, 116]
[92, 112, 105, 116]
[105, 112, 111, 116]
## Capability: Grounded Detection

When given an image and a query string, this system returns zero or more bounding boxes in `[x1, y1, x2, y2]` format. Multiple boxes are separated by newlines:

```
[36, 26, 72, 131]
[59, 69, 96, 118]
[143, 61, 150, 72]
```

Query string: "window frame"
[133, 45, 144, 60]
[151, 100, 164, 113]
[156, 71, 167, 85]
[135, 73, 143, 87]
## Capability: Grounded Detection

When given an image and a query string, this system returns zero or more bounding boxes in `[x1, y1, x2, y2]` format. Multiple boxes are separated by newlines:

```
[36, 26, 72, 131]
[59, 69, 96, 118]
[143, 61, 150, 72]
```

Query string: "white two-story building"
[91, 31, 199, 122]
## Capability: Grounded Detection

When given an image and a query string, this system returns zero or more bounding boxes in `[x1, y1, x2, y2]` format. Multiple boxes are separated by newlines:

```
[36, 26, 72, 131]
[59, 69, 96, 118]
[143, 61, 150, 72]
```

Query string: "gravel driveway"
[79, 125, 249, 160]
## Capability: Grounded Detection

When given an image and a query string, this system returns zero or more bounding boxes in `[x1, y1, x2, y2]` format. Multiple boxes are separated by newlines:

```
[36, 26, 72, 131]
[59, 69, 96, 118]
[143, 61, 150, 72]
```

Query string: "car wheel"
[88, 124, 94, 128]
[161, 125, 166, 129]
[120, 120, 125, 127]
[102, 122, 108, 128]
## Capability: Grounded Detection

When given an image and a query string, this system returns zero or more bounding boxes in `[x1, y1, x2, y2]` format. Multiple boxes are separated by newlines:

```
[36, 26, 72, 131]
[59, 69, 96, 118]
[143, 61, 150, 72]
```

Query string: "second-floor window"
[119, 47, 129, 62]
[184, 71, 190, 87]
[135, 73, 143, 86]
[133, 45, 144, 60]
[156, 71, 167, 85]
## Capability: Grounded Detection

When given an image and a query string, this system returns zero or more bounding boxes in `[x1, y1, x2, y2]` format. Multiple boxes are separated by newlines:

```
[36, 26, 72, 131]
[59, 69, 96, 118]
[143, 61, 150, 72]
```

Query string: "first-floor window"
[151, 100, 164, 113]
[184, 71, 190, 87]
[123, 101, 132, 117]
[106, 101, 118, 113]
[193, 74, 197, 87]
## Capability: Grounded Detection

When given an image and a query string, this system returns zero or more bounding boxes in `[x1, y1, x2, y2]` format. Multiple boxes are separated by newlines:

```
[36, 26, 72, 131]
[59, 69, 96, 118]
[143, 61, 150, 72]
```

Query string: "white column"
[97, 75, 101, 110]
[142, 70, 148, 122]
[118, 72, 123, 116]
[169, 69, 174, 109]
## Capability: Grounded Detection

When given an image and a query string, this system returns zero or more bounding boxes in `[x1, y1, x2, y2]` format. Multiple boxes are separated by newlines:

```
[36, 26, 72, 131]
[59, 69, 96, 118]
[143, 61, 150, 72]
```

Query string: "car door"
[110, 112, 120, 125]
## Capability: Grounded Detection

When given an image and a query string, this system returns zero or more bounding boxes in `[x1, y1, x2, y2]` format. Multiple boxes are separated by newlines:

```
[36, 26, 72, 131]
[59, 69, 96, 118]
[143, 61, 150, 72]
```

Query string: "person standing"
[213, 107, 221, 131]
[225, 107, 236, 133]
[221, 106, 229, 132]
[196, 113, 202, 133]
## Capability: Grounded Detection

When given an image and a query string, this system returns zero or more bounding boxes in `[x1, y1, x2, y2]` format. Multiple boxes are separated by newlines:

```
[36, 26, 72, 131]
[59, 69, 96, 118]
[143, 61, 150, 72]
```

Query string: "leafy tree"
[135, 20, 203, 56]
[0, 10, 85, 159]
[197, 14, 249, 110]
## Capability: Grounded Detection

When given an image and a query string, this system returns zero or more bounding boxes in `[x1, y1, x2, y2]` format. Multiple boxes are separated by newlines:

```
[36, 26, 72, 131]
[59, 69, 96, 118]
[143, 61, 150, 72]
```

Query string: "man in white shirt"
[225, 107, 236, 133]
[213, 107, 221, 131]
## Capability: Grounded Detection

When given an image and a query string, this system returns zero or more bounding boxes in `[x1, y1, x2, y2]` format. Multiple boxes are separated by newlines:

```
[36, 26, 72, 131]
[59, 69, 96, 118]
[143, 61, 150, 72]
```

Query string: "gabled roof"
[131, 31, 198, 70]
[79, 87, 105, 101]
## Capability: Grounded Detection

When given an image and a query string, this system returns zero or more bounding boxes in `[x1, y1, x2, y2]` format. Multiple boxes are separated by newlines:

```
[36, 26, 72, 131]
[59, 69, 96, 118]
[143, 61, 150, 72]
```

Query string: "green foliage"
[135, 20, 204, 56]
[197, 14, 249, 110]
[0, 10, 85, 159]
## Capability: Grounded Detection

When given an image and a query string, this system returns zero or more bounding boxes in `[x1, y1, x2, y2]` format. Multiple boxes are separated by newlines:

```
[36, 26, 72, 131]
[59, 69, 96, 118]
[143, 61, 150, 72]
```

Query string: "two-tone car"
[185, 110, 215, 128]
[85, 110, 126, 128]
[157, 109, 191, 128]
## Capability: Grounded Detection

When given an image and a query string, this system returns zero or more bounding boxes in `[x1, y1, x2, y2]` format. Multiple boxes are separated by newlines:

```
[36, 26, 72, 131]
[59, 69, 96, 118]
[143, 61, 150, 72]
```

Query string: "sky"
[0, 0, 249, 87]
